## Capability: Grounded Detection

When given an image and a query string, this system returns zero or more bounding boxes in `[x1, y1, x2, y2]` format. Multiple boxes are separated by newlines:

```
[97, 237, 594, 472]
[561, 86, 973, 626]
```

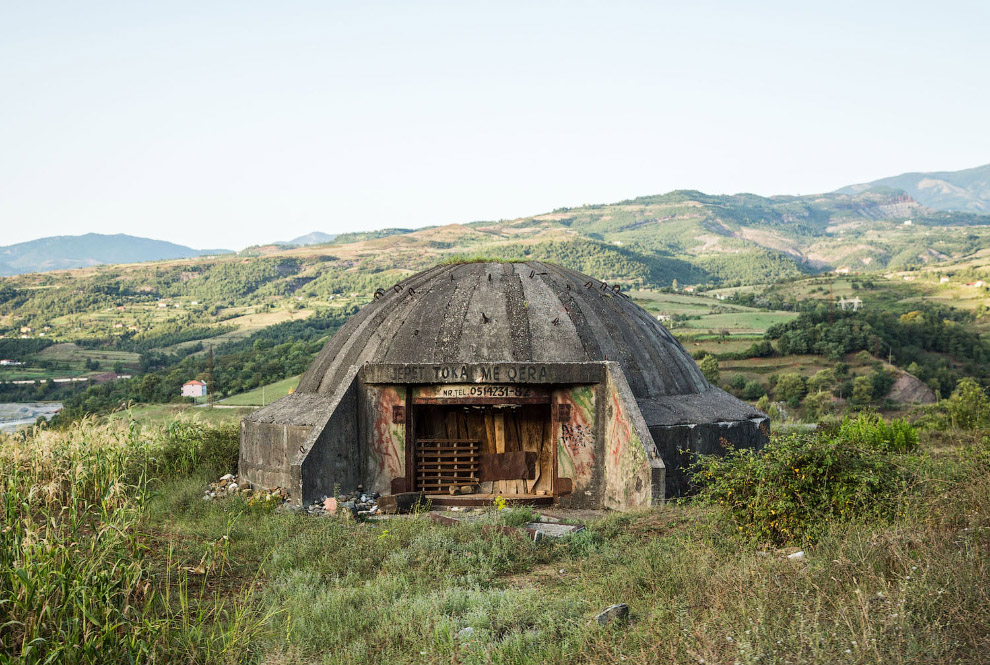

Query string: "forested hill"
[4, 189, 990, 305]
[4, 186, 990, 412]
[0, 233, 231, 276]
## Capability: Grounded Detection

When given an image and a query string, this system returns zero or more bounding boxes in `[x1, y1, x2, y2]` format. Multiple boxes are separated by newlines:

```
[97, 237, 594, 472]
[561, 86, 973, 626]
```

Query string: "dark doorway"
[411, 403, 553, 496]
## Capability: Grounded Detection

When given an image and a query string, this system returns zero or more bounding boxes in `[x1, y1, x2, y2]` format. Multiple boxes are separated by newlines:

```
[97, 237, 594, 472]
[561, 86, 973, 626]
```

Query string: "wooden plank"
[521, 413, 543, 493]
[479, 451, 537, 481]
[535, 412, 553, 494]
[513, 411, 527, 494]
[493, 410, 507, 494]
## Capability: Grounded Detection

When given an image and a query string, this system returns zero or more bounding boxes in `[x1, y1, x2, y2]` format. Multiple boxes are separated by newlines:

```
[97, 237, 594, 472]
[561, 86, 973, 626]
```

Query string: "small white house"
[181, 380, 208, 398]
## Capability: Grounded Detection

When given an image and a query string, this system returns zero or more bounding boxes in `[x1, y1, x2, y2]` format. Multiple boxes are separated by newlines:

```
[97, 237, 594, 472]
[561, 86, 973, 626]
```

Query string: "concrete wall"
[359, 384, 407, 495]
[602, 364, 664, 510]
[650, 416, 769, 498]
[553, 385, 600, 508]
[293, 368, 362, 505]
[239, 421, 308, 491]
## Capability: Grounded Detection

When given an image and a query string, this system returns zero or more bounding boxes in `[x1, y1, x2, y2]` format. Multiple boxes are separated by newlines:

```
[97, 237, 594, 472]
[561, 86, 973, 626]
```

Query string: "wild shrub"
[837, 412, 918, 452]
[937, 377, 990, 430]
[691, 422, 918, 545]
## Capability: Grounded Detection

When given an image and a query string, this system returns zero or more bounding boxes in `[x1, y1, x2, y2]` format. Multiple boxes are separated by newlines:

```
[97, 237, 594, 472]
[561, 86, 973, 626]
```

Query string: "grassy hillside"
[2, 187, 989, 413]
[2, 407, 988, 663]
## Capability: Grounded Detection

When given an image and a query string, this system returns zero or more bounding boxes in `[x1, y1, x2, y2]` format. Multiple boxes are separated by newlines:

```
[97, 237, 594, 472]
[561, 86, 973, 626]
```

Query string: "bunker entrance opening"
[411, 402, 555, 501]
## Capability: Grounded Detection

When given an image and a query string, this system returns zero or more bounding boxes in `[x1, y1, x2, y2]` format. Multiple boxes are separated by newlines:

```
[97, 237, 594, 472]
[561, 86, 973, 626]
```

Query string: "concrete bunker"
[239, 262, 768, 510]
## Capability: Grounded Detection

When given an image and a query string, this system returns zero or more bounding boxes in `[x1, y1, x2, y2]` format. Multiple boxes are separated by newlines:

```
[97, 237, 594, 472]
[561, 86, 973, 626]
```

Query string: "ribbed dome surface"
[297, 262, 710, 399]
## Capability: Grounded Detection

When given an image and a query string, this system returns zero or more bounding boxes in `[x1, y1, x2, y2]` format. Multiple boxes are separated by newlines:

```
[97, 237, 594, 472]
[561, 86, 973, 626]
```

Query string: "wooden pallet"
[415, 438, 479, 493]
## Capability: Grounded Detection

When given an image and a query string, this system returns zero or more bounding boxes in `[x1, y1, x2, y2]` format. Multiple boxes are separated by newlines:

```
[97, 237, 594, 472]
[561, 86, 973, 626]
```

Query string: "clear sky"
[2, 1, 988, 250]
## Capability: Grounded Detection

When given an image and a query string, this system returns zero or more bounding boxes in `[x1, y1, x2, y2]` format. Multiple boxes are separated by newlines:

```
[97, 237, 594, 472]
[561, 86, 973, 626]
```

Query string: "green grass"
[220, 375, 301, 406]
[106, 403, 255, 426]
[2, 418, 988, 663]
[678, 311, 799, 332]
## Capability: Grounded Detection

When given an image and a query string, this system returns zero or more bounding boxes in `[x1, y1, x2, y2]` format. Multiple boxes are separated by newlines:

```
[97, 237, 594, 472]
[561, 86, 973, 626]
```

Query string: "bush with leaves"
[920, 377, 990, 431]
[742, 380, 766, 400]
[774, 373, 807, 407]
[836, 412, 918, 453]
[691, 420, 918, 545]
[699, 354, 719, 384]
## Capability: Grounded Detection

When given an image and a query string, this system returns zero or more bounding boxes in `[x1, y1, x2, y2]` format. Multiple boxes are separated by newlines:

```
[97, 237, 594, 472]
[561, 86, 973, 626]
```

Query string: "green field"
[106, 403, 255, 426]
[220, 375, 301, 406]
[34, 343, 140, 370]
[678, 311, 798, 333]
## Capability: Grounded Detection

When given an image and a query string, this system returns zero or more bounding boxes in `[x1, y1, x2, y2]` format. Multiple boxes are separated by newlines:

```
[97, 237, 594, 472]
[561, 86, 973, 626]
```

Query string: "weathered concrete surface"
[603, 363, 664, 510]
[361, 362, 603, 385]
[650, 416, 769, 498]
[240, 261, 767, 509]
[298, 262, 709, 399]
[294, 366, 362, 504]
[359, 384, 407, 495]
[554, 385, 599, 508]
[239, 392, 332, 491]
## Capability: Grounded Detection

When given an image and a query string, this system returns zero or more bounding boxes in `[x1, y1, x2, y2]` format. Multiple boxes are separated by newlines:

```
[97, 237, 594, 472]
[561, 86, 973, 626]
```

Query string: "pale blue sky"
[2, 1, 988, 249]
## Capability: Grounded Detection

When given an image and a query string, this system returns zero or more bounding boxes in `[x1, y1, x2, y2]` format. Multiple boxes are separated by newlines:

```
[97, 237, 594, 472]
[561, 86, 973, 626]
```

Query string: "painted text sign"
[362, 363, 603, 385]
[413, 384, 549, 404]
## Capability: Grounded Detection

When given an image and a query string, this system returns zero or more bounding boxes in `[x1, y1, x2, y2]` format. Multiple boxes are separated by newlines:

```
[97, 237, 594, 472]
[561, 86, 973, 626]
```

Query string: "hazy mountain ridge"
[5, 182, 990, 287]
[282, 232, 338, 246]
[837, 163, 990, 213]
[0, 233, 231, 277]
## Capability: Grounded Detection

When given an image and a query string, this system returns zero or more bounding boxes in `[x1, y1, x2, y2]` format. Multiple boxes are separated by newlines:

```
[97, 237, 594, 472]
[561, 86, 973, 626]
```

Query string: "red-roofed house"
[181, 380, 208, 398]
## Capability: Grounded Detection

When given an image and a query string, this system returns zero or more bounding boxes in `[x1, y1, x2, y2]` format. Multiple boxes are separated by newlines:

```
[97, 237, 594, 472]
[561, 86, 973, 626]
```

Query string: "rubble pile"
[203, 475, 384, 519]
[203, 473, 287, 505]
[305, 485, 381, 518]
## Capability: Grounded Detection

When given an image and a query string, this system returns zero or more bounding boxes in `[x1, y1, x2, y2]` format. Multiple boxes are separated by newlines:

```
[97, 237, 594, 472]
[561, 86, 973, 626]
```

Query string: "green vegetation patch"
[692, 414, 920, 545]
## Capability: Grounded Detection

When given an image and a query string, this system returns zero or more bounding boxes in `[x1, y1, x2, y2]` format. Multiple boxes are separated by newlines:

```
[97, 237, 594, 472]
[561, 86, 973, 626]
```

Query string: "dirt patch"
[887, 372, 936, 404]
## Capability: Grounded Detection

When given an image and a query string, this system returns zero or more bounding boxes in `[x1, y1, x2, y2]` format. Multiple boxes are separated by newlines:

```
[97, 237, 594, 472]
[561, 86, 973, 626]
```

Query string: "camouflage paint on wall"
[603, 368, 654, 510]
[365, 385, 406, 495]
[554, 385, 596, 496]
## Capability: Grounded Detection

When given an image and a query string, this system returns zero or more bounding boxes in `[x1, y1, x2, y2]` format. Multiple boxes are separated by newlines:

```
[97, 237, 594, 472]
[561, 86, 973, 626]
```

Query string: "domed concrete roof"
[298, 261, 710, 399]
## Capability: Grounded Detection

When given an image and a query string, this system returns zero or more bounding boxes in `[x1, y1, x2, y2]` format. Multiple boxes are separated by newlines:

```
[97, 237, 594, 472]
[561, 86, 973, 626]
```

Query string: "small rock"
[595, 603, 630, 626]
[323, 497, 338, 514]
[228, 482, 238, 492]
[457, 627, 475, 639]
[787, 550, 805, 560]
[220, 473, 235, 481]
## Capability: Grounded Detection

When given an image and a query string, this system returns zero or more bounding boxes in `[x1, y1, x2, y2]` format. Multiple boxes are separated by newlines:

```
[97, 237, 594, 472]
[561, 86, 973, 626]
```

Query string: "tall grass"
[2, 418, 988, 664]
[0, 418, 263, 664]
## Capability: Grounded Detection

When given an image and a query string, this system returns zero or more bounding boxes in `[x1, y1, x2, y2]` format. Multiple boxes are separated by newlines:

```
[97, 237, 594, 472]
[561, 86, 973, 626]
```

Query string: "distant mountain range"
[0, 234, 230, 277]
[837, 163, 990, 213]
[2, 163, 988, 279]
[282, 232, 337, 246]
